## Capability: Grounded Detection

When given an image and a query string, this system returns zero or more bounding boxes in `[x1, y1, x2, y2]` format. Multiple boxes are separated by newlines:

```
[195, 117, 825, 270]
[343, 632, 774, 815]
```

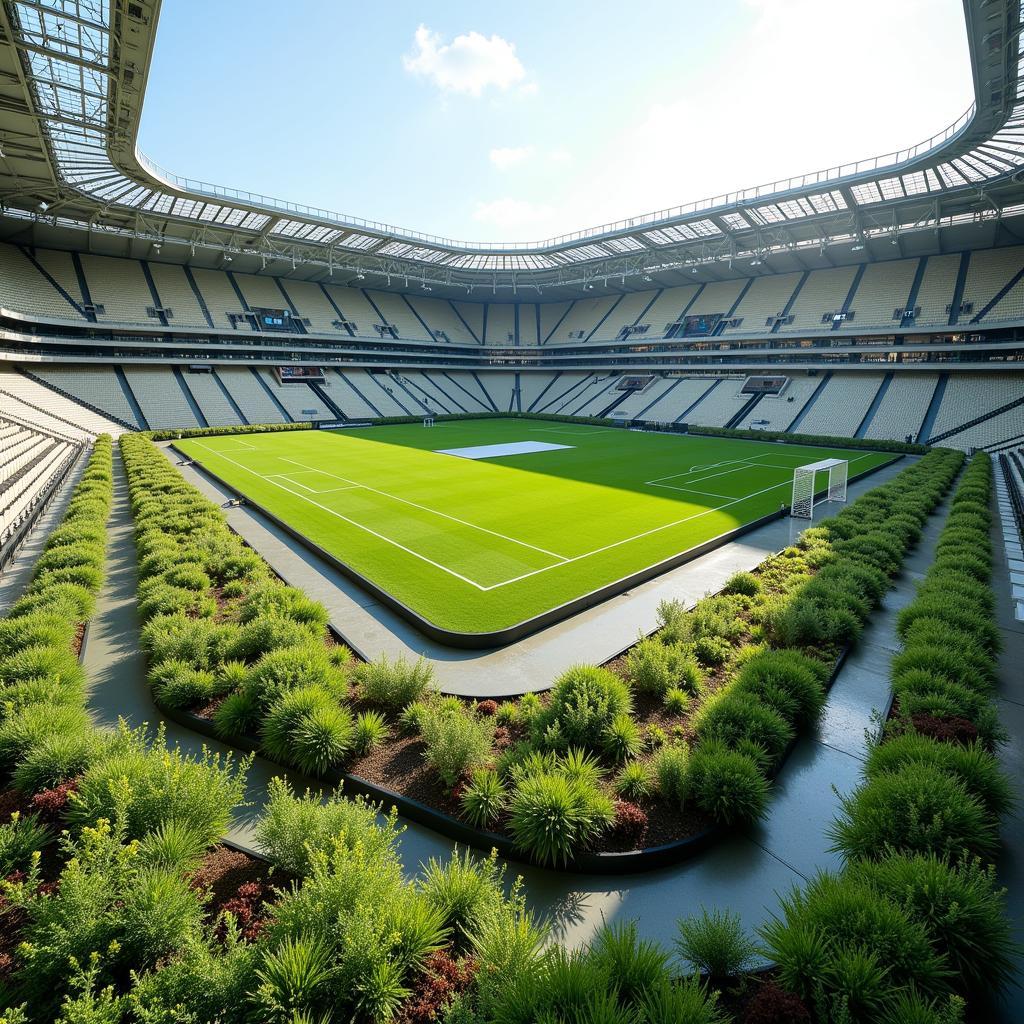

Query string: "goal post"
[422, 416, 435, 428]
[790, 458, 848, 519]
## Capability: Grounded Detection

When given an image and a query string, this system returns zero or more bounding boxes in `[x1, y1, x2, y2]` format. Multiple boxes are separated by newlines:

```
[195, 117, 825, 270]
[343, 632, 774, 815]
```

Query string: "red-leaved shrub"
[612, 800, 649, 846]
[397, 950, 476, 1023]
[476, 700, 499, 717]
[910, 713, 979, 746]
[743, 981, 812, 1024]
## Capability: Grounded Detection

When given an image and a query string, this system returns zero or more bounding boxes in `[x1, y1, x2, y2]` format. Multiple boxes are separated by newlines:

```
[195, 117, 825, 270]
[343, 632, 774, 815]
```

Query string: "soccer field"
[175, 420, 896, 637]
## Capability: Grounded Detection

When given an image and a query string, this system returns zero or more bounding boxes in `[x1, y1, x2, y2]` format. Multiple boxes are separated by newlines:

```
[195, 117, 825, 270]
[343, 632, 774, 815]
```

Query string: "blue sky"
[139, 0, 972, 243]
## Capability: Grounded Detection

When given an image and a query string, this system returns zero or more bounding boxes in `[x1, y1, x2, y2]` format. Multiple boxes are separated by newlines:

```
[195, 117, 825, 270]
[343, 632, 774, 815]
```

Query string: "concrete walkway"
[163, 445, 913, 696]
[80, 449, 951, 954]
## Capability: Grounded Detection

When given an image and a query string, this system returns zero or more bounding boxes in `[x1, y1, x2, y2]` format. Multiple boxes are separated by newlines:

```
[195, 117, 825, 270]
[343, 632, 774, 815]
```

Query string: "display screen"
[682, 313, 723, 337]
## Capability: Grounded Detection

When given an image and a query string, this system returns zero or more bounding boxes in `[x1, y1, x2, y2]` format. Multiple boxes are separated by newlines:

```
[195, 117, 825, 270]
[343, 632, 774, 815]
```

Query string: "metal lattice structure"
[1, 2, 1024, 297]
[791, 458, 848, 519]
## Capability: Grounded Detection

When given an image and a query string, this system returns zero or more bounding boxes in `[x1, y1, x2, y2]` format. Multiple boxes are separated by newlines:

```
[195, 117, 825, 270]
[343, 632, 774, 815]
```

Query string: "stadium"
[0, 0, 1021, 1020]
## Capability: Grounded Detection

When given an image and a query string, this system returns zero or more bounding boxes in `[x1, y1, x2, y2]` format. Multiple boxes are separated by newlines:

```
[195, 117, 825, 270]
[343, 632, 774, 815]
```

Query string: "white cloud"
[489, 145, 534, 170]
[472, 197, 554, 230]
[403, 25, 528, 97]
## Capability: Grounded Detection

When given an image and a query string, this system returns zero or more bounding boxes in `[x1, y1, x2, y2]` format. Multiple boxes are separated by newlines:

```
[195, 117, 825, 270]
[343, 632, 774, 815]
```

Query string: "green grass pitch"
[176, 420, 896, 635]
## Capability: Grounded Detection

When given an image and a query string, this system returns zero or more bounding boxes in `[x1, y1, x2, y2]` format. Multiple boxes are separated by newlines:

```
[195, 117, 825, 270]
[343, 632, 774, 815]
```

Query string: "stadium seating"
[0, 244, 85, 322]
[181, 370, 245, 427]
[146, 262, 210, 328]
[406, 296, 478, 344]
[780, 266, 858, 334]
[516, 304, 541, 346]
[253, 369, 323, 421]
[322, 285, 385, 337]
[863, 374, 939, 441]
[365, 291, 431, 340]
[737, 376, 820, 430]
[589, 290, 658, 342]
[0, 417, 78, 546]
[0, 365, 129, 436]
[929, 372, 1024, 439]
[683, 279, 746, 325]
[641, 285, 701, 336]
[31, 365, 142, 430]
[189, 268, 251, 331]
[724, 273, 802, 333]
[483, 304, 516, 346]
[122, 367, 203, 429]
[683, 377, 752, 426]
[793, 373, 886, 435]
[547, 297, 619, 344]
[216, 368, 288, 424]
[80, 254, 155, 325]
[961, 247, 1024, 324]
[914, 254, 962, 326]
[272, 279, 343, 334]
[843, 260, 918, 330]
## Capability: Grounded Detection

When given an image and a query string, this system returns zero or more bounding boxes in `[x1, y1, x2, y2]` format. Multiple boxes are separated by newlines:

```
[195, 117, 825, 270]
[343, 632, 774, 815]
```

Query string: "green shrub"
[731, 648, 827, 728]
[243, 642, 349, 712]
[141, 614, 218, 669]
[625, 637, 674, 696]
[0, 612, 75, 660]
[418, 849, 509, 953]
[688, 742, 769, 826]
[0, 644, 85, 690]
[212, 688, 259, 739]
[0, 812, 51, 875]
[356, 653, 434, 710]
[149, 659, 216, 710]
[614, 760, 652, 801]
[890, 645, 981, 693]
[254, 778, 401, 876]
[676, 908, 757, 980]
[656, 598, 692, 647]
[261, 686, 355, 775]
[0, 703, 91, 767]
[533, 665, 633, 753]
[693, 634, 732, 668]
[760, 871, 950, 1015]
[222, 615, 314, 663]
[694, 691, 793, 766]
[866, 733, 1013, 818]
[723, 571, 760, 597]
[420, 703, 494, 788]
[353, 710, 388, 755]
[508, 771, 614, 865]
[848, 853, 1017, 992]
[69, 727, 248, 846]
[664, 686, 690, 715]
[12, 729, 102, 793]
[588, 921, 674, 1006]
[461, 768, 507, 828]
[603, 712, 642, 762]
[240, 585, 330, 629]
[653, 744, 690, 809]
[828, 762, 998, 862]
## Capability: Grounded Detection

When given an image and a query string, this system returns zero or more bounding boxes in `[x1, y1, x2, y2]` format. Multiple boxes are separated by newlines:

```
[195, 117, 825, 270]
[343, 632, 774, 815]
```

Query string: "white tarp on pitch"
[434, 441, 574, 460]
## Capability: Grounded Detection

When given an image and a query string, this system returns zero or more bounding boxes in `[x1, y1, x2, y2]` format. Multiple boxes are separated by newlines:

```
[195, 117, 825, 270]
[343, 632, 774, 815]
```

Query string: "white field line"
[190, 443, 881, 595]
[646, 453, 774, 486]
[477, 450, 878, 591]
[191, 442, 496, 590]
[278, 457, 569, 562]
[267, 473, 318, 493]
[648, 483, 736, 499]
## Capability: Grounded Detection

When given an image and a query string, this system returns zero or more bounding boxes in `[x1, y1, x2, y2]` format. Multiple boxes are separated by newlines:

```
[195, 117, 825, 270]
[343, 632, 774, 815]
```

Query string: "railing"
[134, 103, 977, 253]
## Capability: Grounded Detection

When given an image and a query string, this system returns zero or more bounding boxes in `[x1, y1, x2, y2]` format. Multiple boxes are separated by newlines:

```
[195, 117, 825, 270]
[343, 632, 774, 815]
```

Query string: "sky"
[139, 0, 974, 244]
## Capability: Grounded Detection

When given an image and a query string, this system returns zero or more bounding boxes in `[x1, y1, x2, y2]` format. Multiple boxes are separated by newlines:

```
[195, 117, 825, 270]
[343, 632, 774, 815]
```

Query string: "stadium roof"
[0, 0, 1023, 297]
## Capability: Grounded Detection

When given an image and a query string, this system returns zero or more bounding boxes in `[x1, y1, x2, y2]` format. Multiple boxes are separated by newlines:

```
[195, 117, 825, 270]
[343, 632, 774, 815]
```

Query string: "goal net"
[790, 458, 848, 519]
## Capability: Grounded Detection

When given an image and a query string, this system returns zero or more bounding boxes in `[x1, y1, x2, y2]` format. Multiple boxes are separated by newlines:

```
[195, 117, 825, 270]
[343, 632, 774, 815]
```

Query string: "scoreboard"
[252, 307, 293, 332]
[682, 313, 723, 337]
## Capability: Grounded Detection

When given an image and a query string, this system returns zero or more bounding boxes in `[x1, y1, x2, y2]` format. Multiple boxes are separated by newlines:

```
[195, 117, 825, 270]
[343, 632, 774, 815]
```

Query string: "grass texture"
[177, 419, 894, 633]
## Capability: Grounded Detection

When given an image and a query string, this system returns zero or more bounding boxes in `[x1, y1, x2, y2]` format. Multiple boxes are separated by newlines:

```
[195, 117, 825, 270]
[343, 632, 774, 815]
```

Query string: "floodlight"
[751, 258, 763, 266]
[690, 267, 698, 274]
[153, 242, 162, 251]
[851, 243, 865, 251]
[224, 255, 232, 262]
[356, 272, 365, 280]
[37, 200, 48, 212]
[643, 275, 653, 281]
